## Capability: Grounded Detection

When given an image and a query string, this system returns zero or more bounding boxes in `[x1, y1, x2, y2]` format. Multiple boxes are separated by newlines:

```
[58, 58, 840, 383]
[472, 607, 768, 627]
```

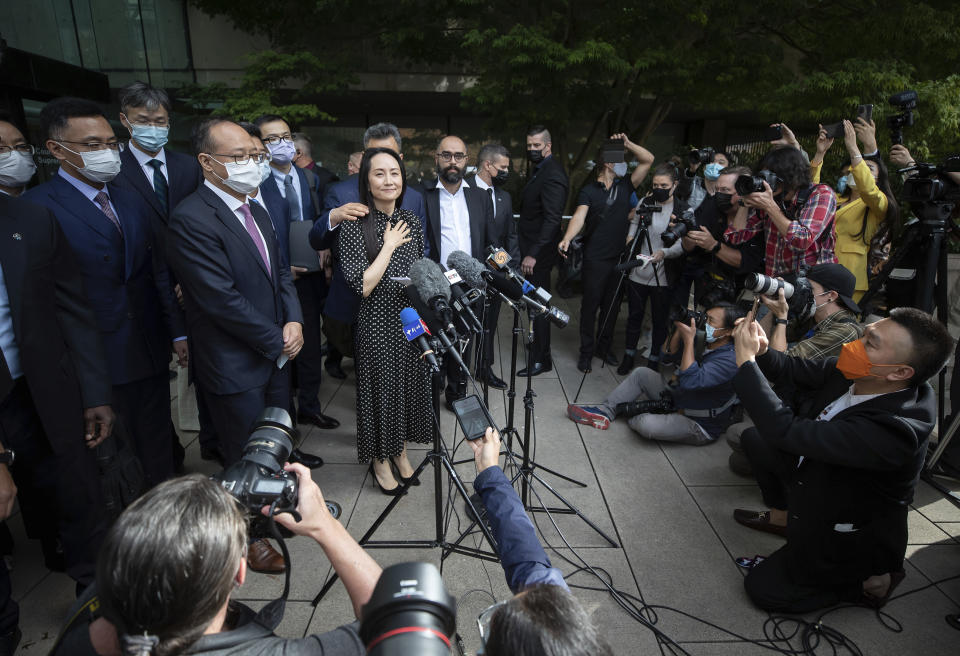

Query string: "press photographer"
[568, 303, 744, 446]
[676, 147, 731, 210]
[726, 146, 838, 277]
[729, 307, 952, 613]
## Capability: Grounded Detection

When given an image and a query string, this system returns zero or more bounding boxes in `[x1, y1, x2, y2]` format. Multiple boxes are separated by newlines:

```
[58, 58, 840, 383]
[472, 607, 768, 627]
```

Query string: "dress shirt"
[203, 180, 271, 269]
[0, 265, 22, 381]
[127, 141, 168, 190]
[436, 180, 472, 267]
[472, 175, 495, 214]
[816, 385, 886, 422]
[271, 165, 302, 205]
[57, 168, 119, 218]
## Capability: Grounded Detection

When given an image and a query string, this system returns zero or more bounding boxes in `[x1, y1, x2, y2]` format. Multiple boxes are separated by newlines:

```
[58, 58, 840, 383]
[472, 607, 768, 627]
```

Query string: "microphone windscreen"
[483, 270, 523, 301]
[403, 285, 444, 334]
[446, 250, 487, 289]
[408, 258, 451, 301]
[399, 307, 418, 325]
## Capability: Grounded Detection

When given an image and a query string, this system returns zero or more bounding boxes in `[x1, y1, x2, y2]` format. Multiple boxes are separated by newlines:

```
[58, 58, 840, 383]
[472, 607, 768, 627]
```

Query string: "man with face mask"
[0, 116, 37, 197]
[422, 135, 493, 407]
[517, 126, 569, 376]
[676, 149, 732, 210]
[24, 97, 183, 489]
[730, 307, 952, 613]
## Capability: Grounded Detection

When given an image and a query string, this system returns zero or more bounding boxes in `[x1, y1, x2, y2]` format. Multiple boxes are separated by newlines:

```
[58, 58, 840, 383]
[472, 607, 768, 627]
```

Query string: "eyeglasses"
[130, 120, 169, 128]
[262, 135, 293, 146]
[438, 151, 467, 163]
[57, 140, 120, 151]
[208, 152, 269, 165]
[0, 144, 35, 155]
[476, 599, 507, 648]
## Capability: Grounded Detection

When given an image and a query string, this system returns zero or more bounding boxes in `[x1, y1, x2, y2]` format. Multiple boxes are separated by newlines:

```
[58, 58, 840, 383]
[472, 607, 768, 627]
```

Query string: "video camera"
[888, 89, 918, 146]
[735, 169, 780, 196]
[745, 268, 815, 320]
[213, 408, 300, 538]
[901, 156, 960, 207]
[688, 146, 716, 166]
[634, 196, 662, 228]
[661, 208, 697, 248]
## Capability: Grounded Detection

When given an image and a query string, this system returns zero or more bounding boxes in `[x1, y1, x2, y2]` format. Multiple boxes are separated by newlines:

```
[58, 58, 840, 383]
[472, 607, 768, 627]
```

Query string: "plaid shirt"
[788, 308, 863, 360]
[724, 183, 838, 276]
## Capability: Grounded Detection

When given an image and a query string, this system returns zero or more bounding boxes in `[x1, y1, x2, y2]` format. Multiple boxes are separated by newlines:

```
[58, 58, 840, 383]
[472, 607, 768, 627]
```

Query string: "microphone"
[615, 255, 651, 272]
[408, 258, 455, 332]
[402, 284, 470, 375]
[400, 307, 439, 372]
[445, 251, 486, 333]
[482, 270, 522, 302]
[483, 249, 569, 328]
[446, 250, 487, 290]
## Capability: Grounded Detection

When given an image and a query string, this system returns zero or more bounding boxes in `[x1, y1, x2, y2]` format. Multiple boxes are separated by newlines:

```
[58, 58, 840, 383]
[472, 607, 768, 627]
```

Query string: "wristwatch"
[710, 241, 722, 254]
[774, 318, 789, 326]
[0, 450, 14, 466]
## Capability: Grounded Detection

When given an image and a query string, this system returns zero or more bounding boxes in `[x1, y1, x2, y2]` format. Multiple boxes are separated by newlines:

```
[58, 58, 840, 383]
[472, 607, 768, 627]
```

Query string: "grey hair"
[363, 122, 402, 150]
[478, 143, 510, 165]
[292, 132, 312, 156]
[97, 474, 248, 656]
[119, 81, 172, 114]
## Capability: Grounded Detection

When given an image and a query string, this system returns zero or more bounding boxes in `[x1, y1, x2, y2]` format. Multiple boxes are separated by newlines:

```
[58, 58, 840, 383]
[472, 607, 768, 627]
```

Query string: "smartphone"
[750, 295, 761, 318]
[762, 124, 782, 141]
[602, 138, 625, 163]
[823, 122, 844, 139]
[856, 104, 874, 124]
[451, 395, 497, 441]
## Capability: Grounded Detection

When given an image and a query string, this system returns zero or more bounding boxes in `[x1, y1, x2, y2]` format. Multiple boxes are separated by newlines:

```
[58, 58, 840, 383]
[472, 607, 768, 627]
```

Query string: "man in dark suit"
[517, 126, 568, 376]
[422, 135, 493, 405]
[255, 115, 337, 436]
[293, 131, 339, 202]
[308, 123, 427, 380]
[0, 194, 115, 652]
[166, 119, 306, 573]
[115, 81, 201, 469]
[24, 97, 182, 488]
[467, 143, 521, 389]
[730, 307, 952, 612]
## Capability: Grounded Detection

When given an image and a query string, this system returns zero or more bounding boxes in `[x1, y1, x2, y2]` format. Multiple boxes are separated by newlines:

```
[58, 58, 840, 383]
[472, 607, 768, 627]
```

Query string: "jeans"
[625, 280, 670, 360]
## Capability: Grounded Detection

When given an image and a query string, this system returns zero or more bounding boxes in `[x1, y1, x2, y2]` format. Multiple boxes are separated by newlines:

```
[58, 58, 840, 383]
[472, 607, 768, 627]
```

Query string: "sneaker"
[566, 404, 611, 430]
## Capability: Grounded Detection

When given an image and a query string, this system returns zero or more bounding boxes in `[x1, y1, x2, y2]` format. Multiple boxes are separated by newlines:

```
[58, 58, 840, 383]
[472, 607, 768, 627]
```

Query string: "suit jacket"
[0, 194, 112, 452]
[305, 164, 339, 206]
[22, 175, 182, 386]
[464, 175, 520, 267]
[259, 166, 318, 269]
[518, 155, 568, 260]
[309, 176, 427, 324]
[118, 145, 202, 230]
[166, 184, 303, 395]
[735, 349, 935, 584]
[422, 177, 492, 264]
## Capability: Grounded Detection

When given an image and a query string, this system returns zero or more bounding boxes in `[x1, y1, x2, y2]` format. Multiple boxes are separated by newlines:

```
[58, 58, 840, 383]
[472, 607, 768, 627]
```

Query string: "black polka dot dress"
[339, 207, 433, 462]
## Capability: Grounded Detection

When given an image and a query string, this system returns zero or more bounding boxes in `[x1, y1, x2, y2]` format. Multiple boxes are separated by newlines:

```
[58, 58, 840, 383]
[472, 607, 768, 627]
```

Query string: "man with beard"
[423, 135, 493, 408]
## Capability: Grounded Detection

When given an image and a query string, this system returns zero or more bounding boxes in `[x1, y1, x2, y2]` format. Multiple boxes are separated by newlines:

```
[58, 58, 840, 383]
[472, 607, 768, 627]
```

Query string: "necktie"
[238, 203, 271, 277]
[486, 186, 496, 214]
[148, 159, 169, 216]
[284, 174, 301, 221]
[94, 191, 123, 233]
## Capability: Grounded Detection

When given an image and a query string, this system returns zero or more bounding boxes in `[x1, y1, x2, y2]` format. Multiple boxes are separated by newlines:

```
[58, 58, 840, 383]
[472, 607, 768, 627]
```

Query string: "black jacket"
[735, 349, 935, 583]
[518, 155, 568, 260]
[422, 177, 493, 263]
[465, 175, 521, 267]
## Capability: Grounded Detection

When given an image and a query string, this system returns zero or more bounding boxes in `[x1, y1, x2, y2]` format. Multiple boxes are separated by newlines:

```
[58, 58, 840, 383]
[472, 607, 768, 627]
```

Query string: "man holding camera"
[726, 147, 838, 277]
[567, 303, 743, 446]
[676, 147, 731, 210]
[730, 307, 952, 612]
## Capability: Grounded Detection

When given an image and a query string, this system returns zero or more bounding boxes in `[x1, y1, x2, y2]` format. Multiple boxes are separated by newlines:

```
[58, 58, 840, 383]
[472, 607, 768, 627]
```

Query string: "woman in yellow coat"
[810, 118, 898, 301]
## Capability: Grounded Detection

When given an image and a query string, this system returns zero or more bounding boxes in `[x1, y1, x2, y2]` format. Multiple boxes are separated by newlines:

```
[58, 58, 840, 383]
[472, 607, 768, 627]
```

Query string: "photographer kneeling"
[51, 468, 380, 655]
[730, 308, 952, 612]
[567, 303, 744, 446]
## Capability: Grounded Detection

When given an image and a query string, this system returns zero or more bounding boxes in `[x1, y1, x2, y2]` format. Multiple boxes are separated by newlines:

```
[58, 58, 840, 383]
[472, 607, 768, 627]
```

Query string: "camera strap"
[253, 505, 293, 631]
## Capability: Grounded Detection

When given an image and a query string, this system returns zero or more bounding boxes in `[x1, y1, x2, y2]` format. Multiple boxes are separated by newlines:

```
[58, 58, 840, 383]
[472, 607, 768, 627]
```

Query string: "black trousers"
[624, 280, 669, 359]
[205, 366, 291, 466]
[480, 295, 502, 370]
[579, 257, 621, 358]
[741, 426, 798, 510]
[744, 546, 859, 613]
[112, 372, 174, 489]
[294, 273, 326, 416]
[528, 249, 556, 364]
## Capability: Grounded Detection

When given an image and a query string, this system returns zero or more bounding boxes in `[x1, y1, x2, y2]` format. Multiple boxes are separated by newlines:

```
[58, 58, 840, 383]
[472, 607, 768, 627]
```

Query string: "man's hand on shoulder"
[330, 203, 369, 228]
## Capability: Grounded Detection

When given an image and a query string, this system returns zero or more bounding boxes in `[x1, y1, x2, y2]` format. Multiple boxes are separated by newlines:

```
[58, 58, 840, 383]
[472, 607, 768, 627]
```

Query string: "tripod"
[310, 353, 500, 607]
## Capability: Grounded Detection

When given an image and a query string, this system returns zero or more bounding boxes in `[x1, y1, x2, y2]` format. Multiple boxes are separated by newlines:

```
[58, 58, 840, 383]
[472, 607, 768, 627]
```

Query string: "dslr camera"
[213, 407, 300, 537]
[735, 169, 780, 196]
[670, 305, 707, 328]
[745, 269, 814, 319]
[689, 146, 716, 166]
[661, 208, 698, 248]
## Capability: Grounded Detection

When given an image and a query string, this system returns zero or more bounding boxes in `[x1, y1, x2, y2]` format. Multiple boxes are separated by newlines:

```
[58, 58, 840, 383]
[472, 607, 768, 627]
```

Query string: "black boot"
[616, 353, 634, 376]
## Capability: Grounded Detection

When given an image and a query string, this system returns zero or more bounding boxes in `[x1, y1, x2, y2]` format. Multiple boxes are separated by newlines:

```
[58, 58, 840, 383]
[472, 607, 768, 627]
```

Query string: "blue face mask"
[836, 174, 848, 195]
[612, 162, 628, 178]
[705, 323, 722, 343]
[704, 162, 724, 180]
[129, 123, 169, 153]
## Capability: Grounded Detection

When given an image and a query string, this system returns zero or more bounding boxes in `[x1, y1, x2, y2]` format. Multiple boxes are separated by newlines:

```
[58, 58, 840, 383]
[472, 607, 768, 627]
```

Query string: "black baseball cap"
[807, 263, 860, 314]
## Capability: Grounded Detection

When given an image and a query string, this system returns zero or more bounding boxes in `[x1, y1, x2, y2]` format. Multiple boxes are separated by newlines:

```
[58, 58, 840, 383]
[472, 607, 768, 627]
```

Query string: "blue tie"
[148, 159, 168, 215]
[284, 174, 301, 221]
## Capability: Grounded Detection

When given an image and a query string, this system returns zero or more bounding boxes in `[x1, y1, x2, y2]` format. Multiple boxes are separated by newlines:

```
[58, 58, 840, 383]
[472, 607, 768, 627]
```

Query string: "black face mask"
[527, 148, 544, 164]
[715, 192, 735, 213]
[651, 187, 671, 203]
[492, 168, 509, 187]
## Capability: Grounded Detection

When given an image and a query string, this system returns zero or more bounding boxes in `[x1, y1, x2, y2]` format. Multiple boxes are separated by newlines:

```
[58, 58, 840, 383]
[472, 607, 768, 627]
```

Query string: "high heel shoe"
[390, 457, 420, 486]
[369, 462, 403, 497]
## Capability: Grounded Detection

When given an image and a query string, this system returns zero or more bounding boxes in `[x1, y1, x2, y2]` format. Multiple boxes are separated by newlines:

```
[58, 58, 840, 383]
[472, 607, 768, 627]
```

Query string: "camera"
[746, 273, 794, 299]
[360, 562, 457, 656]
[901, 156, 960, 205]
[213, 407, 300, 537]
[661, 209, 697, 248]
[887, 89, 918, 146]
[735, 169, 780, 196]
[634, 196, 661, 228]
[689, 146, 715, 166]
[745, 269, 815, 319]
[670, 305, 707, 328]
[615, 391, 675, 418]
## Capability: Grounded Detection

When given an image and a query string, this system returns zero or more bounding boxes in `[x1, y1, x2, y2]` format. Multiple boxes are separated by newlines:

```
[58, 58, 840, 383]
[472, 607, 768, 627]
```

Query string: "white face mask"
[208, 156, 262, 196]
[58, 144, 121, 184]
[0, 151, 37, 187]
[612, 162, 628, 178]
[258, 159, 272, 185]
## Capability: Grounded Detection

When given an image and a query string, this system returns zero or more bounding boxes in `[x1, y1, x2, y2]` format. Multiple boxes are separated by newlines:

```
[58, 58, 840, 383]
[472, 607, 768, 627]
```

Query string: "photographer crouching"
[567, 303, 744, 446]
[729, 307, 952, 612]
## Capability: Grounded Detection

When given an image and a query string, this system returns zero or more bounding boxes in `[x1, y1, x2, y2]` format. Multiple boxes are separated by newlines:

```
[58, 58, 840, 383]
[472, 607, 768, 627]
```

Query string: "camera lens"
[240, 408, 296, 472]
[361, 563, 456, 656]
[746, 273, 795, 299]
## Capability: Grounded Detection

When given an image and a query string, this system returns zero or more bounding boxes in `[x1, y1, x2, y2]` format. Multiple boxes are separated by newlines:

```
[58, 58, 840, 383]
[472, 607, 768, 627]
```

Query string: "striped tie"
[94, 192, 122, 233]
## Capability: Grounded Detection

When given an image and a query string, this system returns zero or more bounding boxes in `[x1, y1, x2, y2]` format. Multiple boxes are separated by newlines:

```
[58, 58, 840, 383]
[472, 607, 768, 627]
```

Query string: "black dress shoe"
[577, 355, 592, 373]
[200, 445, 226, 467]
[597, 351, 619, 366]
[325, 359, 347, 379]
[479, 369, 508, 390]
[289, 448, 324, 469]
[517, 361, 552, 377]
[616, 353, 634, 375]
[297, 411, 340, 429]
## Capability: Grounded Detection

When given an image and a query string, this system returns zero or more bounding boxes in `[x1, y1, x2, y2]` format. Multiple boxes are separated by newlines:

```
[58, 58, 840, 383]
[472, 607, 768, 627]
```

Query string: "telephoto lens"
[360, 562, 457, 656]
[745, 273, 795, 299]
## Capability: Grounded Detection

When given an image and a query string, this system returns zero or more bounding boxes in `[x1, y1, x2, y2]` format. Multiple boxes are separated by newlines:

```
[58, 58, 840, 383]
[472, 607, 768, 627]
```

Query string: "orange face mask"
[835, 339, 909, 380]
